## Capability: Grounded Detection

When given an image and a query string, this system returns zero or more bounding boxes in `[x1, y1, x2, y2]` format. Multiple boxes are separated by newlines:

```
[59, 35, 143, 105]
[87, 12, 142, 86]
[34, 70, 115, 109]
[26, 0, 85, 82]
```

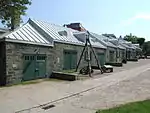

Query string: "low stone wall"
[127, 58, 138, 62]
[105, 62, 123, 67]
[51, 71, 76, 81]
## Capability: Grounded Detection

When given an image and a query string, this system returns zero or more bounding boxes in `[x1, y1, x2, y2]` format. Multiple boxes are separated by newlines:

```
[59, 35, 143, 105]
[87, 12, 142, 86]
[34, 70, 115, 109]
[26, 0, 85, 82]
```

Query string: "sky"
[2, 0, 150, 41]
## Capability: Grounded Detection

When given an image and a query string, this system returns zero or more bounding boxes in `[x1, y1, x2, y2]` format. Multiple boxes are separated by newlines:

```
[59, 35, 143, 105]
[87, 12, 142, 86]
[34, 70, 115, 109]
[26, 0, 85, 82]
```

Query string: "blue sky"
[2, 0, 150, 40]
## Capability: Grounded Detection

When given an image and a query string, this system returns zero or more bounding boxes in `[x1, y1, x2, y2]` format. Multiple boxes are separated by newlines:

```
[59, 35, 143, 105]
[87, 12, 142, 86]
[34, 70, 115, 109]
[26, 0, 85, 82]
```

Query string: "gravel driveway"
[43, 62, 150, 113]
[0, 59, 150, 113]
[17, 59, 150, 113]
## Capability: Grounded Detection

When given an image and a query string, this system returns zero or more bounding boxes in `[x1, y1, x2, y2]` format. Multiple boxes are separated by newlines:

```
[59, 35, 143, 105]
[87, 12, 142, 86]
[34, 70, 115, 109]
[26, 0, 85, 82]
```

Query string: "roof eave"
[4, 38, 53, 47]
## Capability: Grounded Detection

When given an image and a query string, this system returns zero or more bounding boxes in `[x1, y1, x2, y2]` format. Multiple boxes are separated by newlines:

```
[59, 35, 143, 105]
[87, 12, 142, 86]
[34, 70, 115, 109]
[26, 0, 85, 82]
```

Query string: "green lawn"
[96, 100, 150, 113]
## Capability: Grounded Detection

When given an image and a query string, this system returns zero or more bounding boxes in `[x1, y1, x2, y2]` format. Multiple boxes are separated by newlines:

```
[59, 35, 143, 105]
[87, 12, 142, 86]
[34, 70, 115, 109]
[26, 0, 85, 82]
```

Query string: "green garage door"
[36, 55, 46, 79]
[63, 50, 77, 70]
[23, 54, 46, 81]
[97, 53, 105, 66]
[109, 51, 115, 62]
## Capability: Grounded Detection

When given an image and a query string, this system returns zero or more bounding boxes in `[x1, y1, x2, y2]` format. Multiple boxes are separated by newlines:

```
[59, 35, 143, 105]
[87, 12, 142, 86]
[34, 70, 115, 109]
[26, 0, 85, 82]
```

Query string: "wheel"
[79, 66, 94, 75]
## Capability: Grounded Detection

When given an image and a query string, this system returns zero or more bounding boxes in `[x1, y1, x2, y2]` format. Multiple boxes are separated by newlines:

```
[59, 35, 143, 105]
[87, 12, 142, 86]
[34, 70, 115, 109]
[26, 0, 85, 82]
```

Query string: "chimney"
[65, 23, 86, 31]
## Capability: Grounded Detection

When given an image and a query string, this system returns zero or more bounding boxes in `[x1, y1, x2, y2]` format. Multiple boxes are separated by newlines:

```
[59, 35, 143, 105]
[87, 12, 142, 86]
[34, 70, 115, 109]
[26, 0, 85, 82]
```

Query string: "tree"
[143, 41, 150, 56]
[124, 33, 138, 44]
[0, 0, 31, 30]
[124, 33, 145, 47]
[137, 38, 145, 47]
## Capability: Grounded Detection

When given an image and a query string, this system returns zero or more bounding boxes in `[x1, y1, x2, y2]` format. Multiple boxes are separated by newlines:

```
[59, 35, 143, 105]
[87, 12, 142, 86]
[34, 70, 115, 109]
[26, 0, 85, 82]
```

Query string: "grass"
[21, 78, 63, 85]
[96, 100, 150, 113]
[20, 79, 43, 85]
[0, 78, 63, 88]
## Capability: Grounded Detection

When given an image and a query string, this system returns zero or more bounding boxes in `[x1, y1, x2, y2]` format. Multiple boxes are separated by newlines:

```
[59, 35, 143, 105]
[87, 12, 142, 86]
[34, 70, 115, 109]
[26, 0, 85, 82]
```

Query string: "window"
[24, 55, 35, 60]
[24, 55, 46, 61]
[25, 56, 30, 60]
[37, 56, 46, 60]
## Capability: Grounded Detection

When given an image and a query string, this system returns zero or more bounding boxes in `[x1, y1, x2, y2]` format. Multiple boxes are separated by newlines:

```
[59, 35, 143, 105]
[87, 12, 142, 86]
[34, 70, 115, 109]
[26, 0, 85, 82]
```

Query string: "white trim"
[4, 38, 53, 47]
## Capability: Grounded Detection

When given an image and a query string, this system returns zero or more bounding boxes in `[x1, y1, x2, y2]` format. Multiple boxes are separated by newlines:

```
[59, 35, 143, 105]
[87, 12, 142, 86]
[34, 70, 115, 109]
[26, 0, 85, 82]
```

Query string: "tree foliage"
[137, 38, 145, 47]
[143, 41, 150, 56]
[0, 0, 31, 30]
[124, 33, 145, 47]
[124, 33, 137, 44]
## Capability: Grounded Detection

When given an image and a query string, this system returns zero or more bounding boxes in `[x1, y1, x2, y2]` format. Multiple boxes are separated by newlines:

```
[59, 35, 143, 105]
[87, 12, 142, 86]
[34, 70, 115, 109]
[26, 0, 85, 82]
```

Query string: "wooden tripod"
[75, 31, 103, 77]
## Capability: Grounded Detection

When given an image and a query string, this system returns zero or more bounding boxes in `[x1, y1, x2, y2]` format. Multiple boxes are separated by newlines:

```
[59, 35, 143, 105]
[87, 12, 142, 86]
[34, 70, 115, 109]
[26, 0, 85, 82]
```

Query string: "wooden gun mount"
[92, 65, 113, 73]
[79, 66, 94, 75]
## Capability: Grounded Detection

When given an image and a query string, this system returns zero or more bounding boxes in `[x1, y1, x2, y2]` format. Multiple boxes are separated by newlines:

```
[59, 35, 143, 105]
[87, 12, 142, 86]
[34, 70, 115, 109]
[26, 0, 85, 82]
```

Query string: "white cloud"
[120, 12, 150, 26]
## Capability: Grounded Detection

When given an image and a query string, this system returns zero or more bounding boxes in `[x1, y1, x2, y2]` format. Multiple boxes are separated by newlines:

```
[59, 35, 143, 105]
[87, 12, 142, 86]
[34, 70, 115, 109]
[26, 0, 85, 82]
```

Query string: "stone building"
[64, 23, 118, 64]
[90, 32, 118, 63]
[118, 38, 137, 60]
[0, 18, 141, 86]
[73, 31, 107, 67]
[0, 21, 53, 85]
[30, 19, 107, 70]
[106, 36, 126, 62]
[0, 19, 107, 86]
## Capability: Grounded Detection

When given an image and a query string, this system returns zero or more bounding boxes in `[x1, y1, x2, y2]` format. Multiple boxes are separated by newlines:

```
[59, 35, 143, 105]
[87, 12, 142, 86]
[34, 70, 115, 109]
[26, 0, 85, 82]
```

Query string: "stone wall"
[5, 42, 53, 85]
[91, 47, 106, 66]
[106, 47, 117, 63]
[53, 42, 85, 71]
[116, 48, 126, 63]
[53, 42, 106, 71]
[4, 41, 107, 85]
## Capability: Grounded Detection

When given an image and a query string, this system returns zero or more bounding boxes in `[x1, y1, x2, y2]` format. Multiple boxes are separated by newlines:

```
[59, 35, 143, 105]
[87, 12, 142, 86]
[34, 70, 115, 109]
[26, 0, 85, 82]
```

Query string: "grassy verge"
[21, 78, 64, 85]
[96, 100, 150, 113]
[0, 78, 63, 88]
